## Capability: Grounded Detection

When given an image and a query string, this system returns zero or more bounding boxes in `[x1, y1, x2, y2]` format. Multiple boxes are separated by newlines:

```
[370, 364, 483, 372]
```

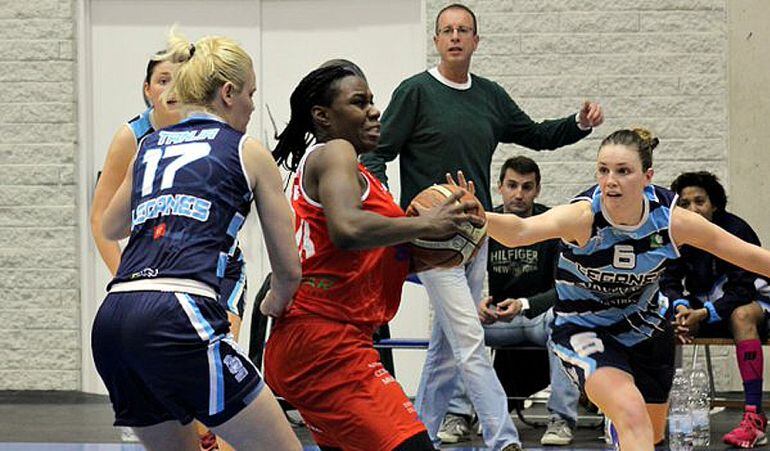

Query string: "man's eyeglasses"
[437, 26, 474, 37]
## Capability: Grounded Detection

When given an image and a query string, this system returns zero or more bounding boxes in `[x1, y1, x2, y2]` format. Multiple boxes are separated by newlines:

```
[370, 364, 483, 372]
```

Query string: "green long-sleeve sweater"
[361, 70, 590, 210]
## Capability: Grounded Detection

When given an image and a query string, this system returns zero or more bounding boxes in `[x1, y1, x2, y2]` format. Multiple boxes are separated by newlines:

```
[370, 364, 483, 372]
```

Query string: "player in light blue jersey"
[93, 30, 301, 451]
[453, 128, 770, 451]
[91, 49, 182, 275]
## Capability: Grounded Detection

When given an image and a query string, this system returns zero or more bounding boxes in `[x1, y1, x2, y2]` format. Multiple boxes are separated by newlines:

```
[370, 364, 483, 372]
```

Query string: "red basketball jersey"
[286, 144, 411, 329]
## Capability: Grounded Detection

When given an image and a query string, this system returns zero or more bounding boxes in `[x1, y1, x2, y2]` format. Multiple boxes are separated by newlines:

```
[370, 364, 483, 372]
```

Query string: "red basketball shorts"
[265, 316, 426, 450]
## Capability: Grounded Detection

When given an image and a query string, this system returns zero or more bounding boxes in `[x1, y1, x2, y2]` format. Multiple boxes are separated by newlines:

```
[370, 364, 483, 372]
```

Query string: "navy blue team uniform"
[92, 114, 262, 427]
[551, 185, 678, 403]
[128, 108, 248, 318]
[660, 210, 770, 337]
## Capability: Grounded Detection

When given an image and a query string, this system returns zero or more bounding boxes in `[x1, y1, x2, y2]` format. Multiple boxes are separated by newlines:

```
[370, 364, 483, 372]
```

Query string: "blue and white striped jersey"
[554, 184, 680, 346]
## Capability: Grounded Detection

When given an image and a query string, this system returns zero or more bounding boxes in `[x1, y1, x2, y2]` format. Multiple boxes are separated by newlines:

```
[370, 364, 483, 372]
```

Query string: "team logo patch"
[301, 276, 336, 290]
[650, 233, 664, 248]
[223, 355, 248, 383]
[153, 223, 167, 240]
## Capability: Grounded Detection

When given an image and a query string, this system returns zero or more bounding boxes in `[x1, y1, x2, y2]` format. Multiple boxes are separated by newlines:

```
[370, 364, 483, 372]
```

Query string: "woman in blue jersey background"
[454, 128, 770, 450]
[93, 30, 301, 451]
[91, 49, 182, 275]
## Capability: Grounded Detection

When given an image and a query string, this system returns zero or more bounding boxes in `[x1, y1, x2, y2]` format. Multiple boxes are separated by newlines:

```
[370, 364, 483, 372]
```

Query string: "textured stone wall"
[426, 0, 727, 206]
[0, 0, 79, 389]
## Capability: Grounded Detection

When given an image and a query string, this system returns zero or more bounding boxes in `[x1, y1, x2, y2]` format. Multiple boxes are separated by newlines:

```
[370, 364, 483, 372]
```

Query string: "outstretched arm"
[671, 207, 770, 279]
[487, 201, 593, 249]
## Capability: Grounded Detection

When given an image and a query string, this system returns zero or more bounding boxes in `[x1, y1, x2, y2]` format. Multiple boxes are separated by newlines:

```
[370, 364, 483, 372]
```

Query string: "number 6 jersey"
[111, 114, 252, 293]
[554, 184, 680, 346]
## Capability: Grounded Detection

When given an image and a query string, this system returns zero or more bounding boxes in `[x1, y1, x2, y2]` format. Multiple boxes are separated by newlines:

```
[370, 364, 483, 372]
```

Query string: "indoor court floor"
[0, 391, 752, 450]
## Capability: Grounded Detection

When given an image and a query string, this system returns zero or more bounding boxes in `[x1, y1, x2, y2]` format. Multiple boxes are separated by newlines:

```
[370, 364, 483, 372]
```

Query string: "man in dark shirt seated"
[437, 157, 579, 446]
[665, 171, 770, 449]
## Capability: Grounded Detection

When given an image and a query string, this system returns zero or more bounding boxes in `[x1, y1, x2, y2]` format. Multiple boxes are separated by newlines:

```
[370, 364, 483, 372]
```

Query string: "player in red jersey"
[265, 62, 483, 451]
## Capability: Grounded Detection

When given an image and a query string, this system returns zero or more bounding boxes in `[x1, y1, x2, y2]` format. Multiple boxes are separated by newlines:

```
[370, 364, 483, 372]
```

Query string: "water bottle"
[690, 368, 711, 447]
[669, 368, 693, 450]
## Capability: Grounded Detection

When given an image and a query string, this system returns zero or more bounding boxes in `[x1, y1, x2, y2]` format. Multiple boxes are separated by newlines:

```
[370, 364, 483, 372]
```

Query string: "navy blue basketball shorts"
[219, 269, 247, 318]
[551, 321, 675, 404]
[91, 290, 264, 428]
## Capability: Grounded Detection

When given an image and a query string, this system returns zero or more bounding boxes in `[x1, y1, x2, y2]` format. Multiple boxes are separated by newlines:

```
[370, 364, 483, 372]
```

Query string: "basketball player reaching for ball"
[90, 43, 250, 451]
[92, 31, 301, 451]
[266, 62, 483, 451]
[451, 128, 770, 451]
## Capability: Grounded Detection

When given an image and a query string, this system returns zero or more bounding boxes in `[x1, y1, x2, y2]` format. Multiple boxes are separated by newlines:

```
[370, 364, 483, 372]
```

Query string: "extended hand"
[578, 101, 604, 129]
[445, 170, 476, 196]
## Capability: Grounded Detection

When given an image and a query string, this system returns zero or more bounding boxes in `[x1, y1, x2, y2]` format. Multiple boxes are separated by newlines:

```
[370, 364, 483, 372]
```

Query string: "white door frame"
[76, 0, 428, 394]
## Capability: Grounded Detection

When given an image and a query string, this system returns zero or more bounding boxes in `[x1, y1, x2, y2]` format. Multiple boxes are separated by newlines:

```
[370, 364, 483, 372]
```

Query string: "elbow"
[328, 224, 365, 251]
[90, 207, 103, 237]
[101, 224, 120, 241]
[101, 218, 127, 241]
[286, 264, 302, 289]
[272, 264, 302, 297]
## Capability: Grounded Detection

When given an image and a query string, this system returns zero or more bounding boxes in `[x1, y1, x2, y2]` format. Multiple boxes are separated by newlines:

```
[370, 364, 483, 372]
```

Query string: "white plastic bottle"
[668, 368, 694, 450]
[690, 368, 711, 447]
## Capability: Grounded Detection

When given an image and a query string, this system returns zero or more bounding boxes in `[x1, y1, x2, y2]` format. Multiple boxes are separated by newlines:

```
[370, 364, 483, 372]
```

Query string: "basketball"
[405, 184, 487, 272]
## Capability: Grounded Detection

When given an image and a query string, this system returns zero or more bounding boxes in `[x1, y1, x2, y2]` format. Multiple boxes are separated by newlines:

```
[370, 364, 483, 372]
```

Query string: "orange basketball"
[405, 184, 487, 272]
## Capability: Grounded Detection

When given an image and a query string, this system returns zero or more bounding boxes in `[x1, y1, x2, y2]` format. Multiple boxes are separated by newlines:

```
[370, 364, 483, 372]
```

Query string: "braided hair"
[273, 65, 360, 172]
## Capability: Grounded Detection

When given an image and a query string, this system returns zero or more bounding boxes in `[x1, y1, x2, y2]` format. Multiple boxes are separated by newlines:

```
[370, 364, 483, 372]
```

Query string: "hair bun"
[632, 128, 659, 151]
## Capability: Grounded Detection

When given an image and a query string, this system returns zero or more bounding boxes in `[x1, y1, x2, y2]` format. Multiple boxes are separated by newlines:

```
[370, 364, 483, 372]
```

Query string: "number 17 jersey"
[112, 115, 253, 293]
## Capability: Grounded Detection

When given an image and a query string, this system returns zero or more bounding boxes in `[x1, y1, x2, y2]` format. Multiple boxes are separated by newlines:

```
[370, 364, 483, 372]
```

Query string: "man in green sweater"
[362, 4, 602, 450]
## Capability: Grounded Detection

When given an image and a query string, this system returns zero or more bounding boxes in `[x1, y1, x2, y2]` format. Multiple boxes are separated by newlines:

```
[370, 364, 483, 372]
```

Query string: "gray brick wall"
[424, 1, 742, 391]
[0, 0, 79, 390]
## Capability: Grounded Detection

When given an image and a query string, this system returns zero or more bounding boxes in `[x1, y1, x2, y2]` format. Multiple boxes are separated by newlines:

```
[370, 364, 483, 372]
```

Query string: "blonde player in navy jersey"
[90, 44, 251, 451]
[451, 128, 770, 450]
[92, 30, 301, 451]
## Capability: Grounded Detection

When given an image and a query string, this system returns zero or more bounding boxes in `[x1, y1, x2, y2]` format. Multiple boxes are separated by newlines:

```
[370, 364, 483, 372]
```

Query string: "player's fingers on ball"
[456, 170, 467, 187]
[443, 190, 466, 205]
[468, 214, 485, 227]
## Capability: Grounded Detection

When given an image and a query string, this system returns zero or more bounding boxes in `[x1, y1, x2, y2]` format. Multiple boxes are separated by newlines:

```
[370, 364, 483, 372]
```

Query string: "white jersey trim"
[600, 194, 650, 232]
[110, 278, 217, 300]
[296, 143, 370, 210]
[237, 134, 253, 190]
[667, 194, 681, 257]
